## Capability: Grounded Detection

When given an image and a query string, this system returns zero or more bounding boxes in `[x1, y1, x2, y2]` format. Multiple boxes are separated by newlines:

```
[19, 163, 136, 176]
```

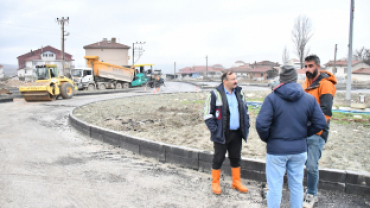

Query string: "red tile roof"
[84, 38, 130, 49]
[17, 45, 74, 70]
[178, 66, 223, 74]
[325, 60, 360, 66]
[353, 68, 370, 75]
[235, 60, 244, 63]
[0, 64, 3, 68]
[247, 67, 273, 73]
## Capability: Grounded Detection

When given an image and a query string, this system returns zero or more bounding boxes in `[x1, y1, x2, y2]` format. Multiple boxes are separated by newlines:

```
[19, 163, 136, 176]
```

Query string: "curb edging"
[68, 93, 370, 196]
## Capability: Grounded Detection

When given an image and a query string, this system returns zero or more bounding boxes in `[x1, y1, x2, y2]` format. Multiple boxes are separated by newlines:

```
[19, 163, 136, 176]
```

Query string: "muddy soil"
[74, 92, 370, 173]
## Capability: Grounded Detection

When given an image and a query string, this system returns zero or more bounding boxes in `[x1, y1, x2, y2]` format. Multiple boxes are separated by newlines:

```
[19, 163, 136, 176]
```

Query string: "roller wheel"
[60, 82, 74, 99]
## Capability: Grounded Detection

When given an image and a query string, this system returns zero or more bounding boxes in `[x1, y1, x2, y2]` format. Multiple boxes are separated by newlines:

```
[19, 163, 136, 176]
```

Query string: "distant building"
[288, 58, 302, 69]
[83, 38, 130, 67]
[0, 64, 4, 79]
[17, 46, 74, 81]
[247, 67, 278, 80]
[250, 60, 280, 68]
[351, 68, 370, 81]
[177, 64, 224, 78]
[324, 59, 370, 78]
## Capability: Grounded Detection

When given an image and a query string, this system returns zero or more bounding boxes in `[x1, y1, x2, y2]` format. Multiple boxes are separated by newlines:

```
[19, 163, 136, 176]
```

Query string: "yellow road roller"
[19, 64, 77, 101]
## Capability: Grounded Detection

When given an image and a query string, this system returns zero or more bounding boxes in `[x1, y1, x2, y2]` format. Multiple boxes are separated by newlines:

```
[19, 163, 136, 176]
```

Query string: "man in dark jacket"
[256, 65, 326, 208]
[203, 70, 250, 195]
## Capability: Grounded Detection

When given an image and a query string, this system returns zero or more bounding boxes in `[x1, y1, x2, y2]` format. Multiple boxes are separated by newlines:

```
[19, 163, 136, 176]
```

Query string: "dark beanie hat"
[279, 65, 298, 83]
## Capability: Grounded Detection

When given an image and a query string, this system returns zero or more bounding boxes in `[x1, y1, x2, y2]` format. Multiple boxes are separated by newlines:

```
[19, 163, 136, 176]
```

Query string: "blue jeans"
[266, 152, 307, 208]
[306, 134, 325, 196]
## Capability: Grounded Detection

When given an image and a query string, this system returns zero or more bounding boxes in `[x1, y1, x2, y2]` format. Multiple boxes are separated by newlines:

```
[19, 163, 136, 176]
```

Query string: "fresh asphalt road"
[0, 82, 368, 208]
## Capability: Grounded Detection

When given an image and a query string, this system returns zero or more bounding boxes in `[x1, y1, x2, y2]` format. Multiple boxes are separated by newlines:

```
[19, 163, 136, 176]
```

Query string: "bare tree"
[292, 15, 313, 69]
[353, 47, 370, 65]
[282, 46, 290, 65]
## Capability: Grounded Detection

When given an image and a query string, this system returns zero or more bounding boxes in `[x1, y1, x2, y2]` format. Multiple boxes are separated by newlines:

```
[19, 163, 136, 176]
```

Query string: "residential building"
[352, 68, 370, 81]
[83, 38, 130, 67]
[324, 59, 370, 77]
[177, 64, 224, 78]
[246, 67, 279, 80]
[250, 60, 280, 68]
[17, 46, 74, 81]
[288, 58, 302, 69]
[0, 64, 4, 79]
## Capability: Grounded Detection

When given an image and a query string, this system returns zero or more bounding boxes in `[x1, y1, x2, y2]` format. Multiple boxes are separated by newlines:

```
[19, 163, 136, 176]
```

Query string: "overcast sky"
[0, 0, 369, 73]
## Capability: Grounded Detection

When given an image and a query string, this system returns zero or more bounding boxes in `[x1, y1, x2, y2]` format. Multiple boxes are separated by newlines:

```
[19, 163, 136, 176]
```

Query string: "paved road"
[0, 82, 369, 207]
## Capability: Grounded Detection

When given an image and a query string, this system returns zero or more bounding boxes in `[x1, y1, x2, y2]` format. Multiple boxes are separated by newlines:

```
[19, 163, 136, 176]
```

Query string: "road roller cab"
[19, 64, 77, 101]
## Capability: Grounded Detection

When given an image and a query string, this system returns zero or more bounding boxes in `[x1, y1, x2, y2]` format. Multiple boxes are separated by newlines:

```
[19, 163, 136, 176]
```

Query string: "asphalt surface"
[0, 82, 369, 208]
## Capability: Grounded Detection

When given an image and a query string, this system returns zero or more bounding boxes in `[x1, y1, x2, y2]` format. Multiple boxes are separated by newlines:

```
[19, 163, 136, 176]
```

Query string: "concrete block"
[198, 151, 213, 162]
[165, 153, 198, 170]
[346, 170, 370, 185]
[102, 131, 123, 146]
[319, 169, 347, 183]
[120, 137, 140, 154]
[198, 160, 211, 172]
[165, 145, 198, 159]
[240, 169, 266, 182]
[345, 183, 370, 196]
[240, 158, 265, 172]
[139, 140, 165, 163]
[221, 164, 231, 176]
[318, 181, 345, 192]
[90, 126, 104, 142]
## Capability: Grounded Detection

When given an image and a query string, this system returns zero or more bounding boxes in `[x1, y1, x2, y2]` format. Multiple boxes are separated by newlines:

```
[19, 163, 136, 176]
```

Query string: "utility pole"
[56, 17, 69, 76]
[346, 0, 355, 101]
[174, 62, 176, 79]
[132, 41, 146, 66]
[205, 55, 208, 79]
[333, 44, 337, 75]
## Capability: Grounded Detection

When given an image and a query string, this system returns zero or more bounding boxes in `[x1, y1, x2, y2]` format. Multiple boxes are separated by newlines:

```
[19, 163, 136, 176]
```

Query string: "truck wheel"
[99, 83, 106, 90]
[122, 83, 129, 88]
[60, 82, 74, 99]
[115, 83, 122, 89]
[88, 84, 95, 91]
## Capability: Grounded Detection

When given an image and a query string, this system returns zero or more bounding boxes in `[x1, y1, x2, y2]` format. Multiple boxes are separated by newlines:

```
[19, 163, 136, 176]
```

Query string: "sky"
[0, 0, 369, 74]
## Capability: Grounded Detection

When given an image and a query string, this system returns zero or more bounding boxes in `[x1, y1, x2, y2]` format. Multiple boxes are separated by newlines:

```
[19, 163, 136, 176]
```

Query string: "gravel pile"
[74, 92, 370, 173]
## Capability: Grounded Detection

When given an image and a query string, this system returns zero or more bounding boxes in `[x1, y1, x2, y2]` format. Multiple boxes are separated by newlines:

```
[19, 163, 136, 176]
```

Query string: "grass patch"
[249, 107, 261, 116]
[332, 112, 370, 120]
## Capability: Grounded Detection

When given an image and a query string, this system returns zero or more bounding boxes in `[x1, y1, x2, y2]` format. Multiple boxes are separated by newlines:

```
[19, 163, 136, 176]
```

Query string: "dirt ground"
[74, 91, 370, 173]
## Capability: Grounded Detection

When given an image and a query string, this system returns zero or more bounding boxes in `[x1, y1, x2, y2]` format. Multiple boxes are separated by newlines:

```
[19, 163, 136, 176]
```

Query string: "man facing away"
[302, 55, 337, 208]
[256, 65, 326, 208]
[203, 70, 250, 195]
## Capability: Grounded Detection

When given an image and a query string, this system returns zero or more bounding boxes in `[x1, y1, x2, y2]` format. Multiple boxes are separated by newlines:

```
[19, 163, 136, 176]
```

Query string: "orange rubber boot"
[231, 167, 248, 193]
[212, 169, 222, 195]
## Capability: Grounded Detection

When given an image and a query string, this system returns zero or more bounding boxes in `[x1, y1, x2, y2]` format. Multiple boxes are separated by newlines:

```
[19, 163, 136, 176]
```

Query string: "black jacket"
[204, 84, 250, 144]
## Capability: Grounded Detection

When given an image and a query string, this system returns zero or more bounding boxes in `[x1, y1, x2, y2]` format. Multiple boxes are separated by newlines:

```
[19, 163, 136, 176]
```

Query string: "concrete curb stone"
[68, 92, 370, 196]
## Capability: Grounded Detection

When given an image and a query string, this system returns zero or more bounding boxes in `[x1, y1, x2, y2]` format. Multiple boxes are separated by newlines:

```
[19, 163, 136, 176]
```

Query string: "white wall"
[352, 74, 370, 82]
[85, 48, 129, 66]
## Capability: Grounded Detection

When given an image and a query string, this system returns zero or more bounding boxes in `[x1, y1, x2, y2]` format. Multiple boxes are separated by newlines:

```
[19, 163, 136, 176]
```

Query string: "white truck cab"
[70, 68, 93, 90]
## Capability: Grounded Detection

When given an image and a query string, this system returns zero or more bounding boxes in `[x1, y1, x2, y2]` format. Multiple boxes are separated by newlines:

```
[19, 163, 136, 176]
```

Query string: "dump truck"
[19, 64, 77, 101]
[71, 56, 135, 90]
[71, 58, 153, 90]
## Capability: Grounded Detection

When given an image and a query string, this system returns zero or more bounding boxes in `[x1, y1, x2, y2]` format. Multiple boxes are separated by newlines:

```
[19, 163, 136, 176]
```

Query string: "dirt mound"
[0, 88, 12, 95]
[0, 79, 25, 88]
[74, 92, 370, 173]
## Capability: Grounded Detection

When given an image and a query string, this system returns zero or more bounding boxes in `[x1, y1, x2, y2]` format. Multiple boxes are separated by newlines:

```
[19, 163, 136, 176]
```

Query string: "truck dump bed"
[84, 56, 135, 82]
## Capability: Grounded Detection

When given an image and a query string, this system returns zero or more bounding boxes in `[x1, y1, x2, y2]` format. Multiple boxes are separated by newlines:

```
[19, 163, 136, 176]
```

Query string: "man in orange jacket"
[302, 55, 337, 208]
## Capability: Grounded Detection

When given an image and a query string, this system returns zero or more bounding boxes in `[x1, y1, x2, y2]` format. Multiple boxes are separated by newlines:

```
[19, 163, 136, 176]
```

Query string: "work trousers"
[212, 129, 243, 170]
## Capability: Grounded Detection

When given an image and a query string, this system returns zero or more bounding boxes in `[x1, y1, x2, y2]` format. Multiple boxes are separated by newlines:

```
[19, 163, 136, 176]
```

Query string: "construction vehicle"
[146, 69, 165, 88]
[19, 64, 77, 101]
[72, 56, 135, 90]
[71, 59, 154, 90]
